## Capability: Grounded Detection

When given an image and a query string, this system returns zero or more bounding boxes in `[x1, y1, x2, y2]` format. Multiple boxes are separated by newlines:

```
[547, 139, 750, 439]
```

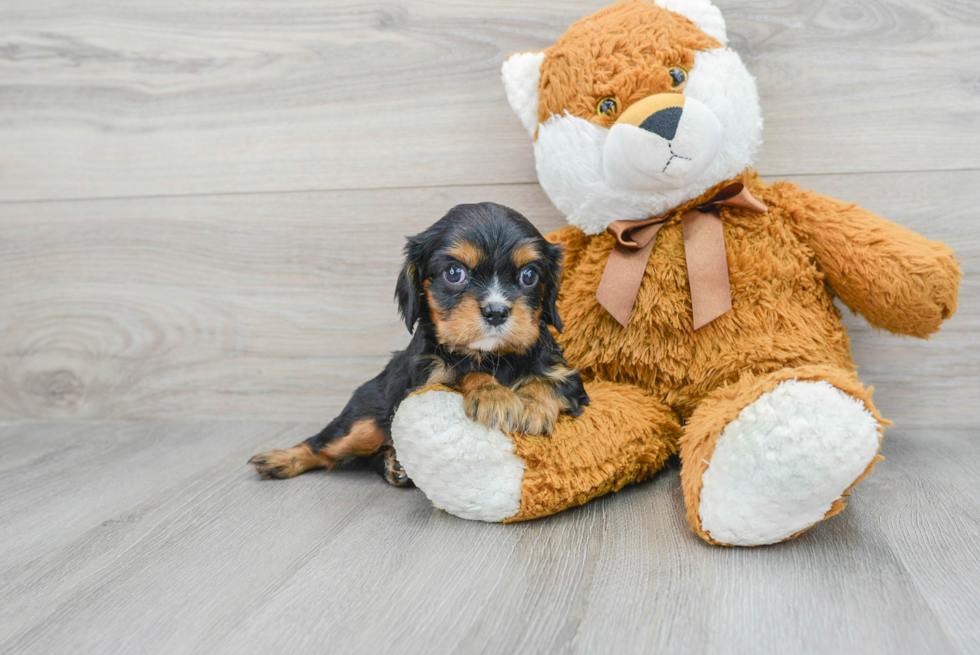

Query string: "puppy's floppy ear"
[540, 240, 565, 333]
[395, 236, 427, 334]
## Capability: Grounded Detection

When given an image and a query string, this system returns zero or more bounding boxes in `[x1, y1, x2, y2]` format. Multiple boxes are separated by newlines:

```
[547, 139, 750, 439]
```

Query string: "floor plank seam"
[2, 167, 978, 206]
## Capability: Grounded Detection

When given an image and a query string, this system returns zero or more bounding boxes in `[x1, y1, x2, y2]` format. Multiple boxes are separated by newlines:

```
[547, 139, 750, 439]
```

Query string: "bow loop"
[595, 183, 768, 330]
[699, 182, 769, 214]
[607, 217, 669, 249]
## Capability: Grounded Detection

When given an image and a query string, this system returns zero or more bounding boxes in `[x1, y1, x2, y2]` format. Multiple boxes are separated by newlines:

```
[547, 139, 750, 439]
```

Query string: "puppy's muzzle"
[602, 93, 723, 192]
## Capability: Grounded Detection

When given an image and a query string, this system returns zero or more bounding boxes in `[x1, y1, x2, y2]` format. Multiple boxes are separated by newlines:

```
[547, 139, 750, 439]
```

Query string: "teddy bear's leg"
[391, 380, 681, 522]
[679, 365, 886, 547]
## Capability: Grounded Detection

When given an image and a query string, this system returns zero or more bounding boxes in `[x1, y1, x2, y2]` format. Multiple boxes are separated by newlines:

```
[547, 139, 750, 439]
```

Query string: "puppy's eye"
[444, 264, 467, 285]
[669, 67, 687, 88]
[519, 268, 538, 287]
[596, 97, 618, 116]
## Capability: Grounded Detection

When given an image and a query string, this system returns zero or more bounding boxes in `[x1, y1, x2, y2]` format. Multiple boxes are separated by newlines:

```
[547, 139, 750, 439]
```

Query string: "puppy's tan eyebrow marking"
[512, 242, 541, 268]
[447, 240, 483, 269]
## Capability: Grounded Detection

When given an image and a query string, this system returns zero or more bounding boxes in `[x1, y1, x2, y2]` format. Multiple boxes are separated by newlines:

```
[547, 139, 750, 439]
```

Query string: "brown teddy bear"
[390, 0, 960, 546]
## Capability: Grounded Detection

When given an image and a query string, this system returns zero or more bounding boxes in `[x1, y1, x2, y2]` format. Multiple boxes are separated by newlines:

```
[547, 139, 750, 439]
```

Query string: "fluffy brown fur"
[441, 0, 962, 542]
[551, 172, 958, 416]
[407, 380, 681, 522]
[536, 2, 718, 131]
[397, 2, 961, 542]
[506, 380, 681, 522]
[487, 170, 959, 527]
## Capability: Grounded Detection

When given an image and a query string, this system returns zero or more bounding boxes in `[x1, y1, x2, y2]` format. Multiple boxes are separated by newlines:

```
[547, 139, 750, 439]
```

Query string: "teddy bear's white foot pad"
[698, 379, 881, 546]
[391, 390, 524, 522]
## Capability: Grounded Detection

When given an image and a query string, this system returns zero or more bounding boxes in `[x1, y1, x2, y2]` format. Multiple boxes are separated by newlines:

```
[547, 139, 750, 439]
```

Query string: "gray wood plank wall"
[1, 0, 978, 423]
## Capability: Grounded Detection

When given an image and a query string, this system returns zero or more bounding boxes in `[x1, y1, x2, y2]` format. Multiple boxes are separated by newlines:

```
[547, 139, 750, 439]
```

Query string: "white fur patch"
[698, 380, 881, 546]
[468, 335, 505, 352]
[532, 47, 762, 234]
[683, 48, 763, 190]
[602, 97, 723, 191]
[481, 278, 509, 308]
[501, 51, 546, 136]
[655, 0, 728, 45]
[390, 390, 524, 522]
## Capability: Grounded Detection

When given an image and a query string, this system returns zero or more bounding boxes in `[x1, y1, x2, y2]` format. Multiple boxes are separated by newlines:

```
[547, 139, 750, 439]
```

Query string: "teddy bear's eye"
[596, 97, 618, 116]
[669, 67, 688, 88]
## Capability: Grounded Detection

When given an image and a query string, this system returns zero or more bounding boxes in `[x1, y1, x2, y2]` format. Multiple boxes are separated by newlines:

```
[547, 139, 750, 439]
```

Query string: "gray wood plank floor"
[2, 0, 979, 652]
[1, 420, 978, 654]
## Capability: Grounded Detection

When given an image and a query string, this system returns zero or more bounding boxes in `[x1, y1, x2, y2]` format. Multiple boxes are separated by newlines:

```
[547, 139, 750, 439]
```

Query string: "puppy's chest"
[431, 353, 528, 389]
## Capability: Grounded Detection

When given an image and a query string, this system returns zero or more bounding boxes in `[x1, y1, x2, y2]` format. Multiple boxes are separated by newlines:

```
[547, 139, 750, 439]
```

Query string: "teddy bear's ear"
[501, 51, 546, 137]
[655, 0, 728, 46]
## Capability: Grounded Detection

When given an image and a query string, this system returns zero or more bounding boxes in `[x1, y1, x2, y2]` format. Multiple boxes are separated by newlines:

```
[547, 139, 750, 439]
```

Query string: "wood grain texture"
[0, 0, 978, 201]
[0, 420, 977, 654]
[1, 171, 976, 424]
[2, 1, 977, 652]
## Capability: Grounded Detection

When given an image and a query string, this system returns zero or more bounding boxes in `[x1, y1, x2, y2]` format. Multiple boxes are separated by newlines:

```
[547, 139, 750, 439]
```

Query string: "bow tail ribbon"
[682, 209, 731, 330]
[595, 182, 768, 330]
[594, 220, 666, 327]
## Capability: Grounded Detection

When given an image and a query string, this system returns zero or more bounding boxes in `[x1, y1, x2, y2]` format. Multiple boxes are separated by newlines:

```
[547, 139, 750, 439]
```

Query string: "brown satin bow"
[595, 182, 768, 330]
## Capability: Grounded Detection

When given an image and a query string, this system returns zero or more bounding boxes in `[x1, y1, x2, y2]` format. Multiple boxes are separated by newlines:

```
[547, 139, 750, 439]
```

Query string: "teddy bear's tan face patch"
[536, 2, 720, 127]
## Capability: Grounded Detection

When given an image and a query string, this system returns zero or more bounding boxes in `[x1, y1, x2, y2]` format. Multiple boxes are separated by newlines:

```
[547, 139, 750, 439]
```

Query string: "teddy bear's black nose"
[639, 106, 683, 141]
[481, 304, 510, 326]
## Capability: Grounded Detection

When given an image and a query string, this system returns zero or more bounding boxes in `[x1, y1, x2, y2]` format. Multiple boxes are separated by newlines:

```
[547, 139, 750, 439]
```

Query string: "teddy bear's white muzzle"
[602, 96, 723, 192]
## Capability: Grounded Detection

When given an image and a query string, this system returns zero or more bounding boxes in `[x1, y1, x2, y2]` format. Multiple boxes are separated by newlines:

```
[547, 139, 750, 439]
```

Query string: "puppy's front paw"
[515, 380, 564, 436]
[463, 384, 524, 432]
[516, 393, 560, 436]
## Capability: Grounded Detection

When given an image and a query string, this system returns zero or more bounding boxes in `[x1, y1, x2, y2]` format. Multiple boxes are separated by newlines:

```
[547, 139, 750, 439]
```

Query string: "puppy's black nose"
[639, 106, 682, 140]
[481, 304, 510, 326]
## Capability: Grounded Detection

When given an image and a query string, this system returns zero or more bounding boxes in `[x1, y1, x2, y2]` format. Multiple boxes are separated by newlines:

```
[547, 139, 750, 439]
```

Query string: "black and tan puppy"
[249, 202, 589, 486]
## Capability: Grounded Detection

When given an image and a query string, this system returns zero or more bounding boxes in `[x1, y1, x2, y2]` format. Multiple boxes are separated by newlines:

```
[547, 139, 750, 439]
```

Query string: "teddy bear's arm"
[772, 181, 961, 337]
